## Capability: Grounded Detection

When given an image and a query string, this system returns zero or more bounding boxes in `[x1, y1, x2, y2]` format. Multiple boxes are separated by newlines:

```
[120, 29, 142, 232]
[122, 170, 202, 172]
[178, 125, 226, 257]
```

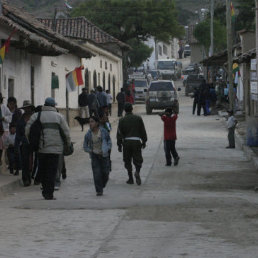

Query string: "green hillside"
[11, 0, 210, 21]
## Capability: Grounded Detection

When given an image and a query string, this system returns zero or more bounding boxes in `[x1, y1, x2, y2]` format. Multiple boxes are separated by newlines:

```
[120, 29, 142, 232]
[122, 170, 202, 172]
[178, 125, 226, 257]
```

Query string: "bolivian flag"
[0, 37, 11, 64]
[66, 66, 84, 92]
[231, 1, 236, 22]
[0, 30, 16, 64]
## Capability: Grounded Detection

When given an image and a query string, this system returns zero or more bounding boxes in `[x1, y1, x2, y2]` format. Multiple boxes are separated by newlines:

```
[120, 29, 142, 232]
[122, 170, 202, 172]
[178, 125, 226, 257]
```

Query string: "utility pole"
[210, 0, 214, 57]
[0, 0, 2, 16]
[256, 0, 258, 105]
[226, 0, 234, 110]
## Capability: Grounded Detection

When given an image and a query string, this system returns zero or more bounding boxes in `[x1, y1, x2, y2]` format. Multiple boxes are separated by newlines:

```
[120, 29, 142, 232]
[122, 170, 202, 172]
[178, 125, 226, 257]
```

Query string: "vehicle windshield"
[149, 82, 174, 91]
[185, 46, 190, 51]
[134, 80, 147, 87]
[183, 69, 195, 75]
[149, 71, 158, 77]
[187, 75, 204, 81]
[157, 61, 175, 70]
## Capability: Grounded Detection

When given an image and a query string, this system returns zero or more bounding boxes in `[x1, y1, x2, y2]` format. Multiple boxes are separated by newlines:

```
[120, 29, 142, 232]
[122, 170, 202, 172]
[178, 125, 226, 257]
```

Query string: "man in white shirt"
[226, 110, 237, 149]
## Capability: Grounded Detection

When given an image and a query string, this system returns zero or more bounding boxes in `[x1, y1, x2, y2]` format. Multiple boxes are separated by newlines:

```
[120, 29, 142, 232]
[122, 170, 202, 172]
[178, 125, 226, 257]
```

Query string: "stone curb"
[218, 111, 258, 171]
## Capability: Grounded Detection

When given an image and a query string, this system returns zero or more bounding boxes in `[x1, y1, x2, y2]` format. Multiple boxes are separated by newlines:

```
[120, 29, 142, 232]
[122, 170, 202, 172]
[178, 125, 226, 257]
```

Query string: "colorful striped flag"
[0, 36, 11, 64]
[231, 1, 236, 22]
[66, 66, 84, 92]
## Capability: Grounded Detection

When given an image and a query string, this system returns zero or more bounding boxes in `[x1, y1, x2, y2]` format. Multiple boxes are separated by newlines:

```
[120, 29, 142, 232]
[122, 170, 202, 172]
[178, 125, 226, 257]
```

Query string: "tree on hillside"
[194, 19, 227, 56]
[71, 0, 184, 67]
[235, 0, 255, 31]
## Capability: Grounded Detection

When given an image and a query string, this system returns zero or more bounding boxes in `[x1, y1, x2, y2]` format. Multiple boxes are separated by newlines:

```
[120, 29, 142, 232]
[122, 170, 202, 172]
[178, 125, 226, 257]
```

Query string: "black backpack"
[28, 112, 43, 152]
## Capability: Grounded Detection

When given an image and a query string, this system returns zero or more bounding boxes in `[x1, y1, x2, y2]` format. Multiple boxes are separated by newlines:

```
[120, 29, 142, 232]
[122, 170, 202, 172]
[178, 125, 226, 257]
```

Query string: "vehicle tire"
[146, 105, 152, 115]
[185, 90, 188, 96]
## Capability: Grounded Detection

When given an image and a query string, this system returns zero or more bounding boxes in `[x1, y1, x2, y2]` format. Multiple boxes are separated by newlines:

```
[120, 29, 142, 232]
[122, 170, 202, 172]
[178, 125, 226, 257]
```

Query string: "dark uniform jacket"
[78, 93, 88, 107]
[117, 113, 147, 146]
[116, 92, 125, 104]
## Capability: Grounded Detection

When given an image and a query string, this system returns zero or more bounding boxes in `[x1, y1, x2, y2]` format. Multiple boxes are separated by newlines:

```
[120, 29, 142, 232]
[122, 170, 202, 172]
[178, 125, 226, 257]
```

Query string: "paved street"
[1, 82, 258, 258]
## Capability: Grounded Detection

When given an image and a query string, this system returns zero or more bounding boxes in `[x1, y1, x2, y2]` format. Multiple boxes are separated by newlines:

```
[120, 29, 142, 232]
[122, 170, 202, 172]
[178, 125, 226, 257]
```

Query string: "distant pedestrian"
[96, 86, 108, 117]
[88, 90, 99, 117]
[192, 87, 199, 115]
[125, 90, 134, 104]
[15, 100, 35, 185]
[197, 80, 207, 116]
[26, 97, 71, 200]
[159, 108, 180, 166]
[5, 123, 17, 175]
[106, 90, 113, 116]
[117, 103, 147, 185]
[78, 88, 89, 118]
[226, 110, 237, 149]
[84, 116, 112, 196]
[116, 88, 125, 117]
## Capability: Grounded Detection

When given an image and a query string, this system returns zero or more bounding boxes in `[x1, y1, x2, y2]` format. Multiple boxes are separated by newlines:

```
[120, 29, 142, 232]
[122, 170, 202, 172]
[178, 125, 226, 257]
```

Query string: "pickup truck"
[185, 74, 204, 96]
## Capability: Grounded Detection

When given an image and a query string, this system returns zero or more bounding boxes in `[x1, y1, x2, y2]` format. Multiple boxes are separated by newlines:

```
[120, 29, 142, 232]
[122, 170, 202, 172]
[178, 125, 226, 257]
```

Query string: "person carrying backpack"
[26, 97, 71, 200]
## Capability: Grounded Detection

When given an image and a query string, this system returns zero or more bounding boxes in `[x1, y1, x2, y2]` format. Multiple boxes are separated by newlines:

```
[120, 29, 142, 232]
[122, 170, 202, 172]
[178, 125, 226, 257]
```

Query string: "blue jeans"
[91, 153, 109, 193]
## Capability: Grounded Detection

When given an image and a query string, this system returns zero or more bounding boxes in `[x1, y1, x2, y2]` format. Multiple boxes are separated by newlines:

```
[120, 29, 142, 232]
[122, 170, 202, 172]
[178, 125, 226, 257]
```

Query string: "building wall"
[82, 42, 123, 102]
[190, 43, 205, 64]
[41, 54, 81, 109]
[143, 37, 179, 70]
[240, 32, 256, 53]
[0, 47, 42, 107]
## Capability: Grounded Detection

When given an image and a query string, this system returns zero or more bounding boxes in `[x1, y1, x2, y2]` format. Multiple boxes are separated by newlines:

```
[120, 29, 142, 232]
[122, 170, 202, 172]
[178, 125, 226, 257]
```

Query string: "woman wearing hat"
[0, 93, 12, 166]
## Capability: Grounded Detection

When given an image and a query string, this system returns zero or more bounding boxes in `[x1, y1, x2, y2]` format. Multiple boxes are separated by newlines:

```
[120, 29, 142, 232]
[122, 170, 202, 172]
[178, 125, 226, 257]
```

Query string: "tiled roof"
[38, 17, 130, 50]
[0, 1, 94, 58]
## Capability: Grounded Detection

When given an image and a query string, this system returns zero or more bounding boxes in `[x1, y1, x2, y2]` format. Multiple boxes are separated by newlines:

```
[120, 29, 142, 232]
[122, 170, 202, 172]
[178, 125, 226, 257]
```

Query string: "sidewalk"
[0, 103, 121, 198]
[219, 111, 258, 171]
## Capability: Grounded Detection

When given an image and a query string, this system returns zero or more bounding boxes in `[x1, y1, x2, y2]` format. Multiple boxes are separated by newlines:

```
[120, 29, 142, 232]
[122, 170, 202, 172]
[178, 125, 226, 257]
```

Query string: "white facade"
[41, 54, 82, 109]
[0, 47, 82, 110]
[82, 41, 123, 101]
[143, 37, 180, 70]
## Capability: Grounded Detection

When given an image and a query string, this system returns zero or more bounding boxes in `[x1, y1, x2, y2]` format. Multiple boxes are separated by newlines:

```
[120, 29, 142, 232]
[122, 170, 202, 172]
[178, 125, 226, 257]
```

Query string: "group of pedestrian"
[83, 102, 148, 195]
[1, 84, 181, 199]
[0, 94, 71, 200]
[83, 100, 180, 196]
[78, 86, 113, 119]
[192, 80, 217, 116]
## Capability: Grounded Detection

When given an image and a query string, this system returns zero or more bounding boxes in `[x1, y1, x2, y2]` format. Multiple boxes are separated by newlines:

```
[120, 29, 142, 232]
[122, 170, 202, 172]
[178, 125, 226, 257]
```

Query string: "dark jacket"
[11, 108, 22, 126]
[78, 93, 88, 107]
[88, 93, 98, 109]
[116, 92, 125, 104]
[96, 92, 107, 107]
[117, 112, 147, 146]
[15, 115, 29, 148]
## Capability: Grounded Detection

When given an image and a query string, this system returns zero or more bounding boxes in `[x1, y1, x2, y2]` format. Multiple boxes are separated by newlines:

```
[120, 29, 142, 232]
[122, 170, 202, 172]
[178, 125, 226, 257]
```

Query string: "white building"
[0, 1, 94, 126]
[39, 17, 130, 102]
[143, 37, 180, 70]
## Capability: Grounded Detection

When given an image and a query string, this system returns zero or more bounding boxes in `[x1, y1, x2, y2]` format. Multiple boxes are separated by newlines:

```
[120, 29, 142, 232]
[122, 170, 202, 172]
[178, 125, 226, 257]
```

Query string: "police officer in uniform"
[117, 103, 147, 185]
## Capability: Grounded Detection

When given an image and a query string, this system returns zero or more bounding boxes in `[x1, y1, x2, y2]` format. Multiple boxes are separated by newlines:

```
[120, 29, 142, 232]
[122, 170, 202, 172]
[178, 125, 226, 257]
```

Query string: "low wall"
[58, 108, 80, 127]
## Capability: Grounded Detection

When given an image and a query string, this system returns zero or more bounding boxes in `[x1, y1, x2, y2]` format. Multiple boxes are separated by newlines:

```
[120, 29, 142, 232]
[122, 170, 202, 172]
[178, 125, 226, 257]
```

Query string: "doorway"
[8, 78, 14, 98]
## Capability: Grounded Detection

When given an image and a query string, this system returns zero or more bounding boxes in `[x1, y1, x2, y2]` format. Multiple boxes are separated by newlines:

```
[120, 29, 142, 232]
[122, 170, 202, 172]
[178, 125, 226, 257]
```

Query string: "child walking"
[159, 108, 180, 166]
[84, 116, 112, 196]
